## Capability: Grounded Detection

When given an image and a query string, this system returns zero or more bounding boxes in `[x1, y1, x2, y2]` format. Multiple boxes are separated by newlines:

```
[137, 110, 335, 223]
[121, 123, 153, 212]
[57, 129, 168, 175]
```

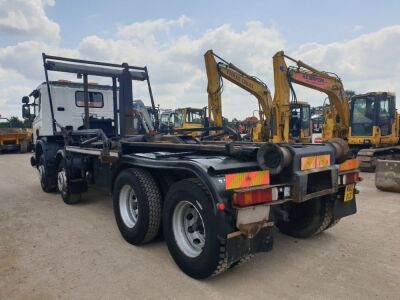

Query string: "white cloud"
[0, 12, 399, 121]
[78, 20, 284, 118]
[290, 25, 400, 107]
[117, 15, 190, 39]
[0, 0, 59, 41]
[352, 25, 364, 32]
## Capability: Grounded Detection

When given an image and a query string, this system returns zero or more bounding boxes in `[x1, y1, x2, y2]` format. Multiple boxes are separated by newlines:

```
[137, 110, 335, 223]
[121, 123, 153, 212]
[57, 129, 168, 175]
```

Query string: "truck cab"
[23, 81, 115, 143]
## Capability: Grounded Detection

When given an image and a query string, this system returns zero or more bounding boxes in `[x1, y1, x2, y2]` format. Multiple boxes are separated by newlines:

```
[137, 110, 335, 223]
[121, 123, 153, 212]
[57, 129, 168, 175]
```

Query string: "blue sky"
[0, 0, 400, 118]
[43, 0, 400, 49]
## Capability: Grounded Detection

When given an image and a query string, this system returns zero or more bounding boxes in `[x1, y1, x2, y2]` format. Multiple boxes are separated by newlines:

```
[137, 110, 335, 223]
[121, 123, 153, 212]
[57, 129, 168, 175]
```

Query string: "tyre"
[276, 196, 337, 238]
[19, 140, 28, 153]
[57, 159, 81, 205]
[163, 178, 228, 279]
[37, 155, 56, 193]
[113, 168, 162, 245]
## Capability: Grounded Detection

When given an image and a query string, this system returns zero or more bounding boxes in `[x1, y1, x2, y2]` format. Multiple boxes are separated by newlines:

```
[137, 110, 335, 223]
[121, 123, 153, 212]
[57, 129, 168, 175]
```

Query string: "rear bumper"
[292, 166, 338, 202]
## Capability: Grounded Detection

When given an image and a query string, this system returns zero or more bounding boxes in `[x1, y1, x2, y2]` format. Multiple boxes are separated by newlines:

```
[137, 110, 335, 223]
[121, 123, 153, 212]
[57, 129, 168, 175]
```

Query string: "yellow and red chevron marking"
[301, 154, 331, 170]
[316, 154, 331, 168]
[225, 170, 270, 190]
[339, 158, 360, 171]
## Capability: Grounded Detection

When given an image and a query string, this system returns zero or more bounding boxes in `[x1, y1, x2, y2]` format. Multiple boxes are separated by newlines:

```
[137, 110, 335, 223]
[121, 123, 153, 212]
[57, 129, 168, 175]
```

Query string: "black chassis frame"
[33, 54, 357, 262]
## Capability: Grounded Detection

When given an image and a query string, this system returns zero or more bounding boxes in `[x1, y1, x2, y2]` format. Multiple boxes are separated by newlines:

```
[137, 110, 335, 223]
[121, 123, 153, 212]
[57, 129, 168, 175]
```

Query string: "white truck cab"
[26, 81, 114, 143]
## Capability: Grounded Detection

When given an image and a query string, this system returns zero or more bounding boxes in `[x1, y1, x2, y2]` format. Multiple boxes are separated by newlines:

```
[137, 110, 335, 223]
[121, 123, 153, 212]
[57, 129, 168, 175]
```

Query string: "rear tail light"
[233, 188, 278, 207]
[344, 172, 359, 184]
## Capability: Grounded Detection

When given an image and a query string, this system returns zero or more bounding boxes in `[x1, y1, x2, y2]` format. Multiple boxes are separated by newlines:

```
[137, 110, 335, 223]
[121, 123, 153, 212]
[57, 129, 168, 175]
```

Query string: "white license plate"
[236, 205, 270, 228]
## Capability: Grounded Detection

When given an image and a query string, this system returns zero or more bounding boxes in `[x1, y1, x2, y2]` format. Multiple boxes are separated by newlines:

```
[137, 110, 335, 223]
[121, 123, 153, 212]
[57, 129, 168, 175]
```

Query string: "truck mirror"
[22, 104, 31, 119]
[22, 96, 30, 104]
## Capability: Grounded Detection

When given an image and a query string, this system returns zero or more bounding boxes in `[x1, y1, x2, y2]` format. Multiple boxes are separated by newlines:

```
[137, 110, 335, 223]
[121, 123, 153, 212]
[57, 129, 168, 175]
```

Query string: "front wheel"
[57, 159, 81, 205]
[276, 196, 338, 238]
[37, 155, 55, 193]
[163, 179, 228, 279]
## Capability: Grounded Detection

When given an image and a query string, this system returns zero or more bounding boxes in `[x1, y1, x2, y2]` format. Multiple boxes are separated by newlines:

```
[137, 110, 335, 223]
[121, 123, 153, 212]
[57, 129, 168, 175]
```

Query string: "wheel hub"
[172, 201, 206, 258]
[38, 164, 45, 181]
[119, 185, 139, 228]
[57, 169, 67, 192]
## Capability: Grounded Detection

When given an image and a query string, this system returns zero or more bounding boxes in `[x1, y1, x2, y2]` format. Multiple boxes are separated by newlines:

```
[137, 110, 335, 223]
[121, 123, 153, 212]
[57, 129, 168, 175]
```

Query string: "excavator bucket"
[375, 159, 400, 193]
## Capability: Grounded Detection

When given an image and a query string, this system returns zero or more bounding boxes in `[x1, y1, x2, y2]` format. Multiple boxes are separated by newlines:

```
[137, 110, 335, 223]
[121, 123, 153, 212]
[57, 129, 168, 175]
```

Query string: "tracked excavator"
[273, 51, 400, 179]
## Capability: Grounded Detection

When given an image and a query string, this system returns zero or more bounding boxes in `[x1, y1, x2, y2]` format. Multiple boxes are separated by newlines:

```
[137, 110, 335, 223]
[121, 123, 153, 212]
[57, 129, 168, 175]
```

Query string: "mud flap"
[375, 160, 400, 193]
[333, 186, 357, 219]
[225, 226, 273, 265]
[69, 179, 88, 194]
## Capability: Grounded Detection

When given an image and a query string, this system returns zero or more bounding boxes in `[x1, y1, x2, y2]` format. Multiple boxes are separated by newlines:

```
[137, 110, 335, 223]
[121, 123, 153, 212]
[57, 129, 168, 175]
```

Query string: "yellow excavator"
[274, 51, 400, 174]
[204, 49, 272, 141]
[159, 107, 206, 137]
[272, 51, 349, 142]
[272, 52, 313, 143]
[350, 92, 400, 172]
[205, 49, 314, 143]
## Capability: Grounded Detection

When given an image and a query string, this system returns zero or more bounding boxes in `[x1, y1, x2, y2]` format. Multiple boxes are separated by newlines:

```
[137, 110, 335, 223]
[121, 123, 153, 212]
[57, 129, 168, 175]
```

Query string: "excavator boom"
[204, 50, 273, 140]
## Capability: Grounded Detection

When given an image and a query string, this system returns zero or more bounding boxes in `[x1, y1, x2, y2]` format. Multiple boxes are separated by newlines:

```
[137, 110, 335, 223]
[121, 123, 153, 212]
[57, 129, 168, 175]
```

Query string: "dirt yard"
[1, 153, 399, 299]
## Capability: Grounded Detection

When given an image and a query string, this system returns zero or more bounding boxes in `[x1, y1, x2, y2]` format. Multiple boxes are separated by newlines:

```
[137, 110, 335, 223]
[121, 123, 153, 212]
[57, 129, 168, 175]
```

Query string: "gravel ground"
[0, 153, 399, 299]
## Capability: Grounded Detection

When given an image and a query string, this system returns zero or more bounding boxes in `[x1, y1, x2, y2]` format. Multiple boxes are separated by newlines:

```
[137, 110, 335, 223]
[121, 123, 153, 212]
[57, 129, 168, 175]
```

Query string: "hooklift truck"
[25, 54, 360, 279]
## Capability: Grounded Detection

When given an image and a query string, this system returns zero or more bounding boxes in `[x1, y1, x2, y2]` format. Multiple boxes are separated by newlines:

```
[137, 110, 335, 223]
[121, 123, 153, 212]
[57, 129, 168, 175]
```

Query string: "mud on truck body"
[24, 54, 361, 279]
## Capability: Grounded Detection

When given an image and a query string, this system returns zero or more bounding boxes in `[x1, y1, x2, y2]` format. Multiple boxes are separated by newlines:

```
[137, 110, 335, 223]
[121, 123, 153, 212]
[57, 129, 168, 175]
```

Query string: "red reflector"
[345, 172, 358, 184]
[216, 202, 225, 211]
[233, 188, 274, 207]
[339, 159, 360, 171]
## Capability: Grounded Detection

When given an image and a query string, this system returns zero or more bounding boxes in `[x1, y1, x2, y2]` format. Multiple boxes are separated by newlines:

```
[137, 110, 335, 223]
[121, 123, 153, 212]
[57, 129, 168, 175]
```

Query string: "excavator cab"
[349, 92, 397, 146]
[172, 107, 206, 137]
[289, 102, 311, 142]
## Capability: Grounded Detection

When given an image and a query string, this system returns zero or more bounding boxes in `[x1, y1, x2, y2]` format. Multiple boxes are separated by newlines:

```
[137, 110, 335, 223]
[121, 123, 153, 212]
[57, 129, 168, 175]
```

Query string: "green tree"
[0, 116, 26, 128]
[345, 90, 356, 98]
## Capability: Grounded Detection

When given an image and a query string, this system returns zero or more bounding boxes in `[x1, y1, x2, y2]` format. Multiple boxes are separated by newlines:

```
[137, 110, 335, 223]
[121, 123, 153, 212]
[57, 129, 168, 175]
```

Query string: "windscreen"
[351, 97, 375, 136]
[186, 110, 203, 124]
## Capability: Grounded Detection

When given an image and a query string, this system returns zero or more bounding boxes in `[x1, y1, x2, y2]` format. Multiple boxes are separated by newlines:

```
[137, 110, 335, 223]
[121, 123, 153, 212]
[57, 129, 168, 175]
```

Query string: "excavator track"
[357, 146, 400, 172]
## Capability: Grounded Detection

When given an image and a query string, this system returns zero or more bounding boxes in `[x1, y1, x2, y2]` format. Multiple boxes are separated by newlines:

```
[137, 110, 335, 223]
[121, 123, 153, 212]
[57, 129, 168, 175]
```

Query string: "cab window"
[160, 113, 171, 124]
[186, 110, 203, 123]
[75, 91, 104, 108]
[351, 97, 375, 136]
[301, 106, 310, 129]
[174, 110, 183, 128]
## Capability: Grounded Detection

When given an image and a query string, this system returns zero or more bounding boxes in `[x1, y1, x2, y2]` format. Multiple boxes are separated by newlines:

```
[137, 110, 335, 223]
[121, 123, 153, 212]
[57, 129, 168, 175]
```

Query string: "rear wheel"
[113, 168, 162, 245]
[163, 179, 228, 279]
[57, 159, 81, 204]
[37, 155, 55, 193]
[276, 196, 338, 238]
